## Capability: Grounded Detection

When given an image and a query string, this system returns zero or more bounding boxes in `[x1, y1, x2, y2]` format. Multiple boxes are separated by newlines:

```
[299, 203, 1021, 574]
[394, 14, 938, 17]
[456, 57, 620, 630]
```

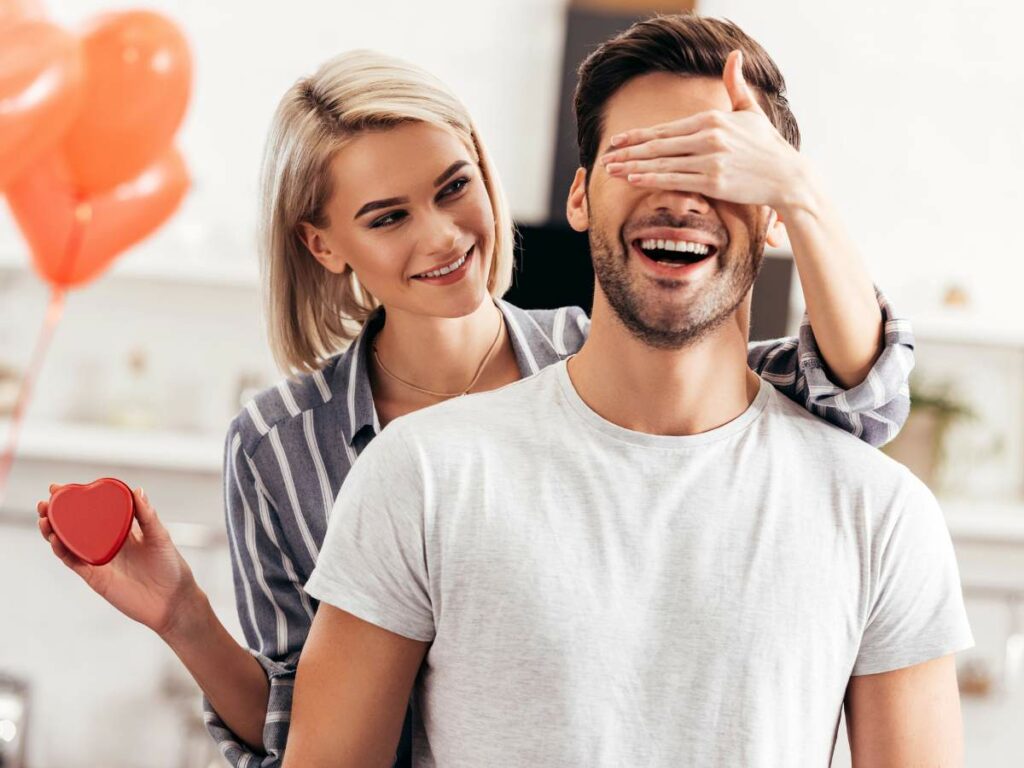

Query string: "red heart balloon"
[0, 20, 85, 190]
[5, 147, 189, 288]
[61, 10, 192, 195]
[48, 478, 134, 566]
[0, 0, 46, 27]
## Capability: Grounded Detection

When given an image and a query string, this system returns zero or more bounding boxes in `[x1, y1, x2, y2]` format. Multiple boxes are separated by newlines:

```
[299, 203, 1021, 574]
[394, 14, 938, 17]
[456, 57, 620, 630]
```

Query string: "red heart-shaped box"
[48, 478, 135, 565]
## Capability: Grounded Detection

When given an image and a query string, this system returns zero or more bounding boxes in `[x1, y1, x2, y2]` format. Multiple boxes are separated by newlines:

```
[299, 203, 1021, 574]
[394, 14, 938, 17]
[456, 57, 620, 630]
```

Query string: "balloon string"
[0, 289, 66, 509]
[0, 203, 84, 509]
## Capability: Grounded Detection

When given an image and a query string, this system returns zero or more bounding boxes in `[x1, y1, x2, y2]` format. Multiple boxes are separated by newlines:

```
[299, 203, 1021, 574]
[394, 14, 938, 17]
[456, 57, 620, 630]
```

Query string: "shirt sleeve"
[852, 475, 975, 676]
[304, 424, 435, 642]
[201, 420, 316, 767]
[746, 287, 915, 448]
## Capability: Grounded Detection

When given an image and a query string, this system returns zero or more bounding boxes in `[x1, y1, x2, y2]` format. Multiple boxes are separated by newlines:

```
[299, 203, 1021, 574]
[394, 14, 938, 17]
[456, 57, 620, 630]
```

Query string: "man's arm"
[845, 655, 964, 767]
[283, 603, 428, 768]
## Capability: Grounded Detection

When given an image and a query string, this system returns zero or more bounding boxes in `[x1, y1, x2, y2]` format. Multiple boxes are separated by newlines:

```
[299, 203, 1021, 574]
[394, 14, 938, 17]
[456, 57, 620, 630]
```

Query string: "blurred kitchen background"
[0, 0, 1021, 766]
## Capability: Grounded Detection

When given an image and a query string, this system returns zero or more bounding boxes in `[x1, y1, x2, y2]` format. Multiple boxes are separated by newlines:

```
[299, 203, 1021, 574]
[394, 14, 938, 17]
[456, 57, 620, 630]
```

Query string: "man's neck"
[568, 292, 761, 436]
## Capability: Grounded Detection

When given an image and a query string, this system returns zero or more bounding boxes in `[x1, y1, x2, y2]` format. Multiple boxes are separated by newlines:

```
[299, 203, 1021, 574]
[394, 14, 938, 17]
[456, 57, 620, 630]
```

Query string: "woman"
[38, 49, 913, 767]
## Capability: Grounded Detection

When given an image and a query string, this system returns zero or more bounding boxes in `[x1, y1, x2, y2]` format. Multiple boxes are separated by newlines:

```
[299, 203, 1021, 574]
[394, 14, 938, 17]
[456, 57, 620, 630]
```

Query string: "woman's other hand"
[37, 485, 202, 640]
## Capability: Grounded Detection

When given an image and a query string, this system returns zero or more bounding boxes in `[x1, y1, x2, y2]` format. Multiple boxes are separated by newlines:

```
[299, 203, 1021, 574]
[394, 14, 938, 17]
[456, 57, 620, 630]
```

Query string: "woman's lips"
[412, 245, 474, 285]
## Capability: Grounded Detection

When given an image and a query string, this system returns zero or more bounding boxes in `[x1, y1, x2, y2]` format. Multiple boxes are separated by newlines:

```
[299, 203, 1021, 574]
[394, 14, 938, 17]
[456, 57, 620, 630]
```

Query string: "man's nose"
[648, 187, 712, 216]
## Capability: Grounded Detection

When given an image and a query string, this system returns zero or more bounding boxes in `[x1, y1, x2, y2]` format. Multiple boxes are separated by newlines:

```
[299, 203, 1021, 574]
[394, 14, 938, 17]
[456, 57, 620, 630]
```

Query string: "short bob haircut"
[260, 50, 514, 374]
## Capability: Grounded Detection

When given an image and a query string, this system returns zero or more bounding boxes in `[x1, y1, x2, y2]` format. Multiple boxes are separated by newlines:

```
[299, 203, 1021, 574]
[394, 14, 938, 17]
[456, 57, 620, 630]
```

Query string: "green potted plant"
[883, 377, 975, 490]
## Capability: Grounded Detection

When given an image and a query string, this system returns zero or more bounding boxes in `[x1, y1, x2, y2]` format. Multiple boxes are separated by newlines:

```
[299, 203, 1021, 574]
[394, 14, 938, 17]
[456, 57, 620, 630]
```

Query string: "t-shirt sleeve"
[852, 475, 974, 676]
[304, 424, 435, 642]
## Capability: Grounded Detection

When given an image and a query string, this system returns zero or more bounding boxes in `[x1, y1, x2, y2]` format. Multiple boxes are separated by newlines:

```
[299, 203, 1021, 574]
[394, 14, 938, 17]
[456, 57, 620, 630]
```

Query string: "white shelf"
[942, 498, 1024, 545]
[912, 312, 1024, 349]
[1, 418, 223, 474]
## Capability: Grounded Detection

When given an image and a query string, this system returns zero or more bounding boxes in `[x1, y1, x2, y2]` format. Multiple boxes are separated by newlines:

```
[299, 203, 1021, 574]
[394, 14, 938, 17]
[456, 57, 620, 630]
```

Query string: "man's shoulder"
[759, 389, 940, 546]
[762, 385, 916, 488]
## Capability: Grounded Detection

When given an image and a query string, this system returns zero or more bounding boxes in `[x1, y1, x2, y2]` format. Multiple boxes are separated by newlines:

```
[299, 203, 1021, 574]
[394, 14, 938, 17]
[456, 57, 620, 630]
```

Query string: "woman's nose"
[418, 212, 462, 258]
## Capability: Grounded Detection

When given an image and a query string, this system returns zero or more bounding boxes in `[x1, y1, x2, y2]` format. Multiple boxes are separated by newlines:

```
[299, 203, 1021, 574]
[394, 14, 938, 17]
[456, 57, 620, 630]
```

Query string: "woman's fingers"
[132, 486, 158, 530]
[47, 532, 92, 577]
[37, 499, 48, 517]
[608, 110, 723, 150]
[607, 154, 713, 178]
[622, 172, 716, 196]
[48, 532, 71, 562]
[131, 487, 170, 546]
[601, 133, 707, 165]
[38, 517, 52, 545]
[723, 50, 765, 116]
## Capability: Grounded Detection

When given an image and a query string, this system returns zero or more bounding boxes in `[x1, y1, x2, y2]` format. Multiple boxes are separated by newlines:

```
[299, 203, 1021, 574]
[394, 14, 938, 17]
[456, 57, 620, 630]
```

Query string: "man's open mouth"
[632, 238, 718, 267]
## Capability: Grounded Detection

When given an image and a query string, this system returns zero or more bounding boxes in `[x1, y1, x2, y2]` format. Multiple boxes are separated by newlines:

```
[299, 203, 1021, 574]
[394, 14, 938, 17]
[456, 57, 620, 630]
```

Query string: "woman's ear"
[764, 209, 787, 249]
[297, 221, 348, 274]
[565, 168, 590, 233]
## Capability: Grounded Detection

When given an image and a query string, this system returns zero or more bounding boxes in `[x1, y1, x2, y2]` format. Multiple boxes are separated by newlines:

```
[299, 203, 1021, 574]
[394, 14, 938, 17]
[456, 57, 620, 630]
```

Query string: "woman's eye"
[370, 210, 406, 229]
[369, 178, 469, 229]
[439, 177, 470, 199]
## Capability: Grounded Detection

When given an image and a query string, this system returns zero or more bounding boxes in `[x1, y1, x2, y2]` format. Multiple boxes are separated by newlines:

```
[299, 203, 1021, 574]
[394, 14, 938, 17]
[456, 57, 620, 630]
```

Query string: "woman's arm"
[200, 423, 324, 766]
[162, 586, 271, 750]
[37, 486, 270, 751]
[775, 162, 882, 389]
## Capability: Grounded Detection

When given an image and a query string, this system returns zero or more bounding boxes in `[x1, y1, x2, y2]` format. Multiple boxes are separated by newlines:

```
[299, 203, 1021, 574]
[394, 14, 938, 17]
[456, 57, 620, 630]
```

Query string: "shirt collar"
[333, 308, 384, 447]
[334, 299, 565, 446]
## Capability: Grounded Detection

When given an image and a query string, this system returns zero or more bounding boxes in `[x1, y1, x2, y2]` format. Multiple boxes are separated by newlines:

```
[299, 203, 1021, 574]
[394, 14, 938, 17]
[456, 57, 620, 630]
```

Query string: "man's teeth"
[418, 252, 468, 278]
[639, 238, 711, 255]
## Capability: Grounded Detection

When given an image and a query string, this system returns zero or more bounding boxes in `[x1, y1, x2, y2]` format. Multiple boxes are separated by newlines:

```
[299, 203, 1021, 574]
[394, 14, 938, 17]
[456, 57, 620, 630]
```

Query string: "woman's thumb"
[132, 487, 161, 533]
[725, 50, 760, 113]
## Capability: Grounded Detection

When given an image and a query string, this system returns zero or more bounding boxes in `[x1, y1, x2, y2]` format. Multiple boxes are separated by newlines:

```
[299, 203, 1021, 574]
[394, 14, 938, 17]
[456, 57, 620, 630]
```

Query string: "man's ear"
[764, 209, 787, 249]
[297, 221, 348, 274]
[565, 168, 590, 233]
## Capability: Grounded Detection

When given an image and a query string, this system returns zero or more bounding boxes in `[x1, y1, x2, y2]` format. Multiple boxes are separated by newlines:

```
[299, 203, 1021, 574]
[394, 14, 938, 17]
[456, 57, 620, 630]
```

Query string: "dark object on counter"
[549, 1, 699, 223]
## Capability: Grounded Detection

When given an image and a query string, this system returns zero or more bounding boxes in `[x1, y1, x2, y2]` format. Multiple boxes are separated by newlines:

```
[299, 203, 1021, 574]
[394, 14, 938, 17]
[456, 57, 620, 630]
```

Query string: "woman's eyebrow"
[354, 161, 469, 220]
[434, 160, 469, 187]
[354, 196, 408, 220]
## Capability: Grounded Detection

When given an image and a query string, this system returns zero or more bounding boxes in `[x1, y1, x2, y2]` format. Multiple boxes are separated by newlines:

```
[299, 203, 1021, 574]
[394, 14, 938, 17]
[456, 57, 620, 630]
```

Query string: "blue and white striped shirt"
[203, 295, 915, 767]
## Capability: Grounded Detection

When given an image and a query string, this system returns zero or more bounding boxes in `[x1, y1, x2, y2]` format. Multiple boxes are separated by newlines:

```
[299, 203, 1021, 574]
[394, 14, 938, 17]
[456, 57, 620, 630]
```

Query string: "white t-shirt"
[305, 361, 973, 767]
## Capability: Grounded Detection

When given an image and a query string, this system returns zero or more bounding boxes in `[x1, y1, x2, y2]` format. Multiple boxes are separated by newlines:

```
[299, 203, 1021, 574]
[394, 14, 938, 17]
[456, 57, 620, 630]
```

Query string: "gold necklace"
[372, 313, 505, 399]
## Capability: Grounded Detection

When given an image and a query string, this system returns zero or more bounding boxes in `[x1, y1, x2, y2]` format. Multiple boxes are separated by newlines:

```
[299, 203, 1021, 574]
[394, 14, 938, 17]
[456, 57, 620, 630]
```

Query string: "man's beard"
[589, 213, 766, 350]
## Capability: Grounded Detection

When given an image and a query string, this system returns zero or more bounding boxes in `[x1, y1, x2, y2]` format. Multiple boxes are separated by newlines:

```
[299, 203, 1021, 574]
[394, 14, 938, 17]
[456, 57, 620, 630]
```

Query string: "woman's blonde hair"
[260, 50, 515, 374]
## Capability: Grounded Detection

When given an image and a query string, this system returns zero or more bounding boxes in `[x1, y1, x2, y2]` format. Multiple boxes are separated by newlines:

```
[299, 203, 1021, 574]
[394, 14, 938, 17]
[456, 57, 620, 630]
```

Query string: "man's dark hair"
[574, 14, 801, 173]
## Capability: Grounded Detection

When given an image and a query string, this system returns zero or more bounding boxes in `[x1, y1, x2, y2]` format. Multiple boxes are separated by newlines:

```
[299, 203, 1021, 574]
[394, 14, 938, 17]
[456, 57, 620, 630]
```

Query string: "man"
[285, 15, 972, 767]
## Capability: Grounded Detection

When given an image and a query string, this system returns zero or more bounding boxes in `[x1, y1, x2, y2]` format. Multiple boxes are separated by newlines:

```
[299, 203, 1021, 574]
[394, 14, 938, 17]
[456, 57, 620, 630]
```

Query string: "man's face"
[569, 72, 772, 349]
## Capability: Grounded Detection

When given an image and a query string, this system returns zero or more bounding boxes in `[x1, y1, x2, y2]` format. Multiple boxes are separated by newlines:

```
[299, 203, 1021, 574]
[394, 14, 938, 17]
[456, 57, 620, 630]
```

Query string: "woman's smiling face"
[301, 121, 497, 319]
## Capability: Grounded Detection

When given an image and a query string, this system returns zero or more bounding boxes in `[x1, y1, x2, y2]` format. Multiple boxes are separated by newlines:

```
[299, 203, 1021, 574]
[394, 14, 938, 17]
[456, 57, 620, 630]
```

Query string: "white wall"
[6, 0, 1019, 312]
[701, 0, 1023, 321]
[1, 2, 1022, 766]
